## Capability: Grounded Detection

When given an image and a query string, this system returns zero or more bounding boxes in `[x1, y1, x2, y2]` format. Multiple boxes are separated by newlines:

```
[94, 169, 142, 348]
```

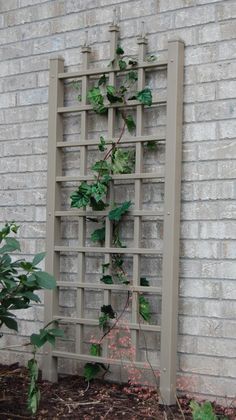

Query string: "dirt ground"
[0, 363, 235, 419]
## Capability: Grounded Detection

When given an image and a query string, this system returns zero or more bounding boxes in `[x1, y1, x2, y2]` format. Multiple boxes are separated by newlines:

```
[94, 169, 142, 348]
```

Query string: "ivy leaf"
[118, 59, 127, 71]
[101, 304, 116, 318]
[190, 401, 217, 420]
[106, 85, 122, 104]
[90, 181, 108, 203]
[84, 363, 100, 381]
[128, 58, 138, 67]
[91, 160, 111, 176]
[90, 198, 108, 211]
[146, 140, 157, 151]
[99, 313, 109, 329]
[140, 277, 150, 287]
[91, 227, 105, 243]
[90, 343, 102, 357]
[112, 148, 135, 174]
[108, 201, 132, 222]
[98, 74, 108, 86]
[126, 70, 138, 82]
[146, 54, 157, 62]
[116, 46, 124, 55]
[98, 136, 107, 152]
[87, 87, 107, 114]
[124, 115, 136, 133]
[102, 263, 110, 273]
[70, 182, 91, 208]
[100, 275, 113, 284]
[137, 88, 152, 106]
[139, 295, 151, 322]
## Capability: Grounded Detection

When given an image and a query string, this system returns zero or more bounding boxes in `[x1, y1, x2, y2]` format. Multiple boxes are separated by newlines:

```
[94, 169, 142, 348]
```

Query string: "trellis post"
[160, 39, 184, 405]
[43, 56, 64, 381]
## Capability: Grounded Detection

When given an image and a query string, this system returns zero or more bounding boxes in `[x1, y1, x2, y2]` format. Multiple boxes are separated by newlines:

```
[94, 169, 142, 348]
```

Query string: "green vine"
[70, 46, 157, 380]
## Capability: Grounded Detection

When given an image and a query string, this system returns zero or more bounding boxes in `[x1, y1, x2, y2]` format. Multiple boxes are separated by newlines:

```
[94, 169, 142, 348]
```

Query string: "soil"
[0, 363, 235, 419]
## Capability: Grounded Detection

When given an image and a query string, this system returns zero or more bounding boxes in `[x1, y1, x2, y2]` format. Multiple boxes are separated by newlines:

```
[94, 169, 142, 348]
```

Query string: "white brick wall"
[0, 0, 235, 404]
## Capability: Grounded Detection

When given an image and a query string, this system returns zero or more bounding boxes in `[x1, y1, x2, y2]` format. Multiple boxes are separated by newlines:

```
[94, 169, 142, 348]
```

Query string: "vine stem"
[99, 291, 130, 344]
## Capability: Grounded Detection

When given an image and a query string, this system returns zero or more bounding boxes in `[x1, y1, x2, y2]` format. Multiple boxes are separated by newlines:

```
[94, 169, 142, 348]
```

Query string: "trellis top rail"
[58, 60, 168, 80]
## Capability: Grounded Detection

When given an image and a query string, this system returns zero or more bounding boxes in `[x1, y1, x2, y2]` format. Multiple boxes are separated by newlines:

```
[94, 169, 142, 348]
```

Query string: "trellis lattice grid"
[43, 24, 184, 405]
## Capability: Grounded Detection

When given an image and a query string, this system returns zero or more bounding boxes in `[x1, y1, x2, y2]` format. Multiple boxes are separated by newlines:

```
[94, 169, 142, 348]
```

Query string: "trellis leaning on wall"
[43, 21, 184, 406]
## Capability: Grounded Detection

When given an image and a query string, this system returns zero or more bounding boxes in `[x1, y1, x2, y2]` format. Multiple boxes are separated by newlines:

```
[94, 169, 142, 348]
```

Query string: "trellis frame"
[43, 25, 184, 405]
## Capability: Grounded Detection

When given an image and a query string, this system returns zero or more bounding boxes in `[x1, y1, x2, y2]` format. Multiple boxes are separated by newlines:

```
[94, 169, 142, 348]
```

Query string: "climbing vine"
[70, 46, 156, 380]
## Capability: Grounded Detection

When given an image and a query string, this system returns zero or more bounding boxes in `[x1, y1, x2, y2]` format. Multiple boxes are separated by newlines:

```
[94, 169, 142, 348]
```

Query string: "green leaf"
[98, 136, 107, 152]
[0, 237, 21, 254]
[34, 271, 56, 289]
[140, 277, 150, 287]
[102, 262, 110, 273]
[98, 74, 108, 86]
[106, 85, 122, 104]
[128, 58, 138, 67]
[112, 148, 135, 174]
[100, 275, 113, 284]
[125, 70, 138, 82]
[91, 227, 105, 243]
[47, 328, 64, 338]
[101, 304, 116, 318]
[22, 291, 41, 303]
[90, 197, 108, 211]
[190, 401, 217, 420]
[118, 59, 127, 71]
[139, 295, 151, 322]
[1, 316, 18, 331]
[99, 313, 109, 329]
[91, 160, 111, 176]
[116, 46, 124, 55]
[84, 362, 100, 381]
[146, 54, 157, 62]
[90, 343, 102, 357]
[146, 140, 157, 151]
[90, 181, 108, 203]
[30, 333, 47, 348]
[70, 182, 91, 208]
[108, 201, 132, 222]
[124, 115, 136, 133]
[87, 87, 107, 114]
[32, 252, 46, 266]
[137, 87, 152, 106]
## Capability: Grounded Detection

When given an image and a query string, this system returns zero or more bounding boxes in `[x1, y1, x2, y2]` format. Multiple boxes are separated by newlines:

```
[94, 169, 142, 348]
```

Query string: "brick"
[218, 80, 236, 100]
[17, 87, 48, 106]
[183, 122, 217, 142]
[0, 0, 17, 11]
[218, 40, 236, 60]
[217, 1, 236, 21]
[0, 92, 16, 108]
[185, 44, 217, 65]
[175, 5, 215, 28]
[0, 73, 37, 93]
[195, 99, 236, 121]
[181, 239, 218, 259]
[159, 0, 196, 12]
[199, 21, 236, 43]
[198, 140, 236, 161]
[200, 221, 236, 239]
[184, 82, 216, 103]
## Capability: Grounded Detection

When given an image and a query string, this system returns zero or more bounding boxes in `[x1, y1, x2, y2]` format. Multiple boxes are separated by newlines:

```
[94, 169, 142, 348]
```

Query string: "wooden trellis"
[43, 24, 184, 405]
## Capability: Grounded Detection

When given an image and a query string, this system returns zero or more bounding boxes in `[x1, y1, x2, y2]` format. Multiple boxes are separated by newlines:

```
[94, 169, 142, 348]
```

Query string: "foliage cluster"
[70, 46, 156, 380]
[0, 222, 62, 414]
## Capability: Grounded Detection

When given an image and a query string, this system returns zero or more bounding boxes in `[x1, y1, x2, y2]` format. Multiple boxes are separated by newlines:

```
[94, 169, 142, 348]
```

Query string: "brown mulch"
[0, 364, 235, 419]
